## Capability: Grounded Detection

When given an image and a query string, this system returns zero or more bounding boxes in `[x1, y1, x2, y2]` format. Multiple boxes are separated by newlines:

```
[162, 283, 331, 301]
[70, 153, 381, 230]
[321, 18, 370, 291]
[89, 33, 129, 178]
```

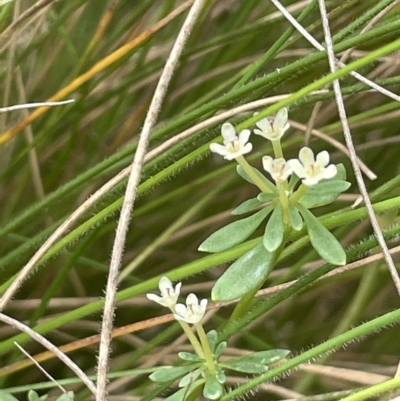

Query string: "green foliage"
[212, 243, 277, 301]
[198, 206, 272, 252]
[1, 0, 400, 400]
[297, 204, 347, 266]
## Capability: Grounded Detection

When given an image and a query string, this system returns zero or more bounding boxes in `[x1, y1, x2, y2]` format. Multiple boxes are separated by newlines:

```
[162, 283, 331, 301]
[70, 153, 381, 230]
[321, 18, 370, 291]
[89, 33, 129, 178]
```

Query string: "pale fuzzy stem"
[317, 0, 400, 298]
[0, 313, 96, 395]
[95, 1, 205, 400]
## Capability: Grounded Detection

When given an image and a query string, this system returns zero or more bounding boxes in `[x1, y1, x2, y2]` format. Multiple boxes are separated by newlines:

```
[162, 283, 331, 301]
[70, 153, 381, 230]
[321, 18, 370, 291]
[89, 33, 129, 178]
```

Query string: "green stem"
[290, 183, 308, 204]
[220, 308, 400, 401]
[178, 321, 205, 359]
[235, 155, 272, 193]
[340, 378, 400, 401]
[271, 140, 283, 159]
[195, 323, 216, 375]
[277, 183, 290, 226]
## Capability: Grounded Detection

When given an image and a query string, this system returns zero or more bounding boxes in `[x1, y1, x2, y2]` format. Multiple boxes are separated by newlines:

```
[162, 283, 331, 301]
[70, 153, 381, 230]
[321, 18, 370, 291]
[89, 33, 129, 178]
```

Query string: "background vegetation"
[1, 0, 400, 400]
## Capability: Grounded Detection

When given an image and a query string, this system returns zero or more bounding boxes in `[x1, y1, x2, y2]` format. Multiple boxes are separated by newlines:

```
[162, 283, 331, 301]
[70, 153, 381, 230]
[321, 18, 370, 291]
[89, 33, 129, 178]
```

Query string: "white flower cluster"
[147, 277, 207, 324]
[209, 108, 337, 186]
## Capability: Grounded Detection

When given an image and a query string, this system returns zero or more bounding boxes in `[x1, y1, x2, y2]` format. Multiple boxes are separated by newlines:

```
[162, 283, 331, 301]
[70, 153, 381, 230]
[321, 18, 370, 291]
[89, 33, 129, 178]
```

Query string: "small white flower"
[210, 123, 252, 160]
[262, 156, 292, 183]
[288, 147, 337, 186]
[146, 276, 182, 308]
[254, 108, 290, 141]
[174, 293, 207, 324]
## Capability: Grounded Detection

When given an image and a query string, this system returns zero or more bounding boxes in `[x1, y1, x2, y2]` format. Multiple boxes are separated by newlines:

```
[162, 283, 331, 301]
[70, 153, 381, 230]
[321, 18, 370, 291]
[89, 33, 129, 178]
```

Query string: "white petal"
[174, 303, 186, 317]
[298, 147, 315, 166]
[303, 176, 320, 186]
[238, 129, 251, 144]
[240, 142, 253, 156]
[322, 164, 337, 180]
[274, 108, 288, 130]
[199, 298, 208, 312]
[159, 276, 173, 293]
[253, 128, 267, 138]
[262, 156, 273, 173]
[288, 159, 306, 178]
[255, 118, 272, 132]
[146, 293, 162, 303]
[316, 150, 330, 167]
[221, 123, 236, 142]
[186, 293, 198, 305]
[210, 143, 228, 156]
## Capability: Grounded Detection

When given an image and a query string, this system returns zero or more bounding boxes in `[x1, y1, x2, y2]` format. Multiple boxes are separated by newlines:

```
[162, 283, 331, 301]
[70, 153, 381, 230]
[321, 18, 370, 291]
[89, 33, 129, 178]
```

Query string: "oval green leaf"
[178, 352, 202, 362]
[198, 206, 272, 253]
[232, 349, 290, 365]
[257, 192, 278, 202]
[28, 391, 41, 401]
[289, 202, 303, 230]
[56, 393, 75, 401]
[297, 204, 346, 265]
[203, 375, 223, 400]
[299, 180, 351, 208]
[232, 197, 263, 215]
[150, 365, 198, 383]
[206, 330, 218, 351]
[212, 242, 276, 301]
[220, 360, 268, 373]
[263, 204, 284, 252]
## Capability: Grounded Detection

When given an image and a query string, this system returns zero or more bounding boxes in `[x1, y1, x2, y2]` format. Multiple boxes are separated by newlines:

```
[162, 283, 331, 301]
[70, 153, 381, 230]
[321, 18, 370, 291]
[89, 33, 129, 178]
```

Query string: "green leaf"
[179, 368, 203, 388]
[263, 204, 284, 252]
[178, 352, 203, 362]
[216, 367, 226, 384]
[220, 349, 290, 373]
[235, 349, 290, 365]
[288, 170, 300, 190]
[232, 197, 263, 215]
[297, 204, 346, 265]
[0, 391, 19, 401]
[299, 180, 351, 208]
[212, 242, 276, 301]
[289, 202, 303, 230]
[164, 380, 204, 401]
[219, 360, 268, 373]
[206, 330, 218, 352]
[55, 393, 74, 401]
[28, 391, 41, 401]
[257, 192, 278, 202]
[335, 163, 347, 180]
[214, 342, 227, 359]
[203, 374, 223, 400]
[236, 165, 277, 192]
[149, 365, 199, 383]
[198, 206, 272, 253]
